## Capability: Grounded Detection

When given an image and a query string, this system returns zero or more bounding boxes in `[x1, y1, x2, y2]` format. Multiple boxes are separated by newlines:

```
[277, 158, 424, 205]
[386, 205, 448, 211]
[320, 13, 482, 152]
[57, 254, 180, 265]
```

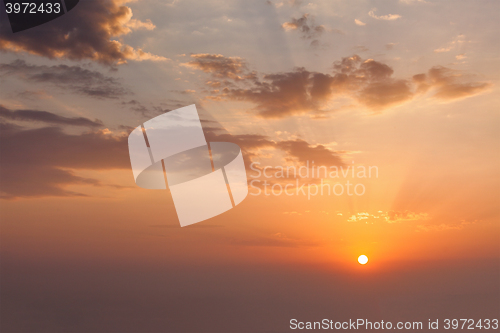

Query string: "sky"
[0, 0, 499, 332]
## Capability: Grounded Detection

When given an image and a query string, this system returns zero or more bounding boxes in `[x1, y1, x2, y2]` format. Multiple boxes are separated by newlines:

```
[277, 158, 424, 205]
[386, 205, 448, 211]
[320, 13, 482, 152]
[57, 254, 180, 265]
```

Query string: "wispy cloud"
[386, 42, 397, 50]
[126, 19, 156, 31]
[417, 220, 478, 232]
[368, 8, 402, 21]
[354, 19, 366, 26]
[399, 0, 428, 4]
[384, 210, 429, 223]
[0, 105, 103, 128]
[413, 66, 491, 100]
[181, 54, 251, 80]
[346, 211, 429, 223]
[282, 14, 325, 39]
[434, 34, 467, 53]
[0, 60, 129, 99]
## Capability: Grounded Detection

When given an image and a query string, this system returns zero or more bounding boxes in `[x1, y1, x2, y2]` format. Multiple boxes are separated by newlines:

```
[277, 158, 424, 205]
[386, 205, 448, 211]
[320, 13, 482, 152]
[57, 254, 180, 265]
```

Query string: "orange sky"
[0, 0, 499, 332]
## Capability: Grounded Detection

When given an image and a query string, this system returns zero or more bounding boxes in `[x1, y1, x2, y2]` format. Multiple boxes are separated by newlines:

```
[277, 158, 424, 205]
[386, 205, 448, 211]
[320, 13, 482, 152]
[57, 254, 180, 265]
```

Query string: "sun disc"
[358, 255, 368, 265]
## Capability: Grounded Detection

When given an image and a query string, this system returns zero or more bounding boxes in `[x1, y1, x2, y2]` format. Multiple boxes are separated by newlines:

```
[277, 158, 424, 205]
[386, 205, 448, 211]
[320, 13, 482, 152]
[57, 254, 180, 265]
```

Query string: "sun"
[358, 255, 369, 265]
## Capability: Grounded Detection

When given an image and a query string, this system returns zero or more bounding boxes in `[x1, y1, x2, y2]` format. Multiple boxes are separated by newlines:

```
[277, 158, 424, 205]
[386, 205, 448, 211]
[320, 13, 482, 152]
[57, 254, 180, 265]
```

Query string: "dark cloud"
[310, 39, 320, 48]
[358, 80, 412, 111]
[413, 66, 491, 100]
[276, 140, 343, 166]
[203, 126, 343, 170]
[117, 124, 135, 133]
[189, 54, 491, 118]
[203, 126, 275, 166]
[0, 0, 165, 65]
[182, 54, 253, 80]
[208, 55, 411, 117]
[0, 115, 343, 198]
[228, 69, 319, 118]
[0, 105, 103, 127]
[0, 162, 100, 199]
[0, 60, 128, 98]
[121, 100, 150, 117]
[0, 122, 129, 199]
[16, 90, 53, 100]
[120, 99, 186, 119]
[282, 14, 325, 39]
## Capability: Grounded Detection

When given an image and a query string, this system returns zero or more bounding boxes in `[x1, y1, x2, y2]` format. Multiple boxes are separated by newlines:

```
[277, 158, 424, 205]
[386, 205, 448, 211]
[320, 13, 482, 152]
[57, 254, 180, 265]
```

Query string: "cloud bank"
[186, 54, 491, 118]
[0, 0, 166, 65]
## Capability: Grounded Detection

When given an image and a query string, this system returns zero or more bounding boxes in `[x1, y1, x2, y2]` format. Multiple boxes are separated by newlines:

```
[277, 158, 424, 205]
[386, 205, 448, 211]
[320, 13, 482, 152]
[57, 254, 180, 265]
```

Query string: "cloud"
[434, 34, 466, 53]
[413, 66, 491, 100]
[126, 19, 156, 31]
[121, 100, 150, 117]
[0, 122, 129, 199]
[354, 19, 366, 26]
[227, 68, 325, 118]
[417, 220, 477, 232]
[434, 47, 452, 53]
[368, 8, 401, 21]
[0, 110, 344, 199]
[281, 14, 325, 39]
[270, 0, 303, 8]
[352, 46, 369, 53]
[189, 53, 492, 118]
[384, 210, 429, 223]
[0, 60, 128, 98]
[346, 210, 429, 223]
[347, 212, 370, 222]
[358, 79, 412, 111]
[203, 125, 343, 169]
[399, 0, 427, 4]
[16, 90, 53, 100]
[276, 140, 343, 166]
[0, 0, 167, 65]
[203, 54, 413, 117]
[0, 105, 103, 128]
[181, 54, 250, 80]
[202, 126, 276, 166]
[385, 42, 397, 50]
[121, 99, 190, 118]
[310, 39, 320, 48]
